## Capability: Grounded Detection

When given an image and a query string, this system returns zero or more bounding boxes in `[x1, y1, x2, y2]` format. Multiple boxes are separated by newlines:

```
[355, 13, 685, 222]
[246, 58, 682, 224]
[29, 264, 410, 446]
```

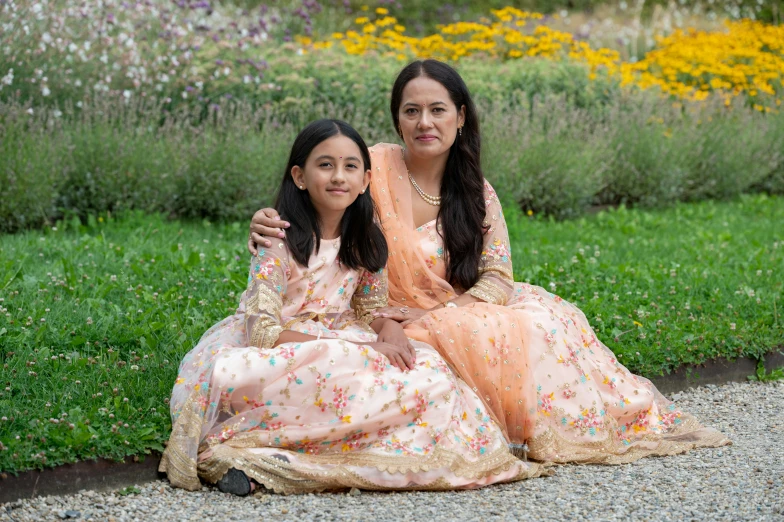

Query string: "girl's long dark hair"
[274, 119, 388, 272]
[390, 60, 486, 291]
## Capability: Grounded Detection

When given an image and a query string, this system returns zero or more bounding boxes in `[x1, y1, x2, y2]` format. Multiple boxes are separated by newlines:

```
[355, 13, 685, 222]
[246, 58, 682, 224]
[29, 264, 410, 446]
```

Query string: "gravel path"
[3, 381, 783, 522]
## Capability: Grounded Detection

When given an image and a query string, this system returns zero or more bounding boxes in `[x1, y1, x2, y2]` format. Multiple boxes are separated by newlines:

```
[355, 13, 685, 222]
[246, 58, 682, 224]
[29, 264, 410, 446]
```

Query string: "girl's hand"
[366, 342, 416, 371]
[248, 208, 289, 254]
[376, 319, 416, 364]
[371, 306, 427, 323]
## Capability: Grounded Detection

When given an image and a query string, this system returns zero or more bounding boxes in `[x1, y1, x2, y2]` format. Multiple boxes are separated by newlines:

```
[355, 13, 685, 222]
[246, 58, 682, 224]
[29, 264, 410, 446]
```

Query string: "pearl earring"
[360, 189, 366, 194]
[299, 185, 304, 189]
[458, 127, 463, 136]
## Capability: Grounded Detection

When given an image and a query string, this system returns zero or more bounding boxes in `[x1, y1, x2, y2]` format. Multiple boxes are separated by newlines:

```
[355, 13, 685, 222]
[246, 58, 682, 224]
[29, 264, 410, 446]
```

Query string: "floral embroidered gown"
[369, 143, 730, 464]
[159, 237, 545, 493]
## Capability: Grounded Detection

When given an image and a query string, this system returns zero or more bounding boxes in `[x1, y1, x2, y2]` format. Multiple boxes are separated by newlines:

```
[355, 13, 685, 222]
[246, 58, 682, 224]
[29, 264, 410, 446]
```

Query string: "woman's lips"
[416, 135, 437, 141]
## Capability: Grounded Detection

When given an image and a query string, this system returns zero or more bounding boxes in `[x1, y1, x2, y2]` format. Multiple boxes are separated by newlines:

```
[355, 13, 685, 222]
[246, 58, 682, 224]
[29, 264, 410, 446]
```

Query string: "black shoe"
[217, 467, 252, 496]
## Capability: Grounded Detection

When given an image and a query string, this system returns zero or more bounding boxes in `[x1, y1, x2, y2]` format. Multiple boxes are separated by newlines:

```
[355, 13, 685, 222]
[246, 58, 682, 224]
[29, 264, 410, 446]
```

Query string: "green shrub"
[2, 84, 784, 234]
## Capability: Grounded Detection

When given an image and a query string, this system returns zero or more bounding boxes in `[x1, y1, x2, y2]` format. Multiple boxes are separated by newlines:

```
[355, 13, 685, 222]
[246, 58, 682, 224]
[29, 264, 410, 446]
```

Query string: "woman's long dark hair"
[390, 60, 486, 291]
[274, 119, 388, 272]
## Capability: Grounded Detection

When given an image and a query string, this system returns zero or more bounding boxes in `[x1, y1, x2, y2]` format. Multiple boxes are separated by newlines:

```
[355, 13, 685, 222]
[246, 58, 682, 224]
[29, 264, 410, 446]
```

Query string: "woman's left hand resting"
[371, 306, 427, 324]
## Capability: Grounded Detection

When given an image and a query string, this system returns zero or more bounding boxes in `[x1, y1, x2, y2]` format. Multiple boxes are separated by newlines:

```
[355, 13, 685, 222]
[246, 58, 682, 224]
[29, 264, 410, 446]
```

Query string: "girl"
[159, 119, 545, 495]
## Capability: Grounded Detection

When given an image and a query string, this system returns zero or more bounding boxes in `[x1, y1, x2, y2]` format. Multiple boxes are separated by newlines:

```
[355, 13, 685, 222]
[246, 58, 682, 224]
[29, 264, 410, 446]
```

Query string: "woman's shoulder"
[370, 142, 404, 156]
[482, 179, 502, 207]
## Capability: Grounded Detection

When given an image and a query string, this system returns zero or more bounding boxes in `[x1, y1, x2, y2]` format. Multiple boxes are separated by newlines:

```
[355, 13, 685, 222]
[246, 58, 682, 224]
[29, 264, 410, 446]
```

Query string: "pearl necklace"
[408, 172, 441, 206]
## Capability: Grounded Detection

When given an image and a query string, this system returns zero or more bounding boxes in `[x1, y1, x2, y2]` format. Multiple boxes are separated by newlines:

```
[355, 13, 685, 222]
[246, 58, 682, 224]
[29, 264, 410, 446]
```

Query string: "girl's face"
[397, 76, 465, 162]
[291, 135, 370, 215]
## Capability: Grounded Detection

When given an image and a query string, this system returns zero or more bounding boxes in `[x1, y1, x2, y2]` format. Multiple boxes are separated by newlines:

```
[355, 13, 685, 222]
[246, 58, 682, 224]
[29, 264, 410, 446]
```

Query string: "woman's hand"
[366, 342, 416, 371]
[371, 306, 427, 324]
[248, 208, 290, 255]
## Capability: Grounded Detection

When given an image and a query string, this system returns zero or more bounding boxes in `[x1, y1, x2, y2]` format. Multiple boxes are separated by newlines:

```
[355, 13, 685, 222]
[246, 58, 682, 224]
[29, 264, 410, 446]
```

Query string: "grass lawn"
[0, 194, 782, 474]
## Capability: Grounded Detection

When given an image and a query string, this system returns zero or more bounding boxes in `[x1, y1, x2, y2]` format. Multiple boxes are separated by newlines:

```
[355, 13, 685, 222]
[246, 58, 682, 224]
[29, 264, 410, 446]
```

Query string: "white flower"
[123, 90, 131, 99]
[0, 68, 13, 88]
[41, 86, 50, 96]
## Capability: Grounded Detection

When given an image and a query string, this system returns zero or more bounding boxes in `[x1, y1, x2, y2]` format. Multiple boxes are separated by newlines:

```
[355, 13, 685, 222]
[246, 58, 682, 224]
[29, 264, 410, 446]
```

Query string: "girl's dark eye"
[319, 162, 332, 168]
[346, 163, 358, 169]
[405, 108, 417, 114]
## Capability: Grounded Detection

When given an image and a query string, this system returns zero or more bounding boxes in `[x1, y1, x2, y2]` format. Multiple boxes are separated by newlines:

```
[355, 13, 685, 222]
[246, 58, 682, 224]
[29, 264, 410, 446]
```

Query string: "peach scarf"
[369, 143, 536, 442]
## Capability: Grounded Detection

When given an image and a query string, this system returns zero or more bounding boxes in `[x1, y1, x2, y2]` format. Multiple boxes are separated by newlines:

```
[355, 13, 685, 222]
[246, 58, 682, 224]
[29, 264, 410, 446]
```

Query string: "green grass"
[0, 194, 782, 474]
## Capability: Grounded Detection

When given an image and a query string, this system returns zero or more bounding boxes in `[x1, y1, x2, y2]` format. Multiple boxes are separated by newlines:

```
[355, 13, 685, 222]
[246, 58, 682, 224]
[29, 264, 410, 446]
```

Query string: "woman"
[248, 60, 729, 464]
[160, 119, 544, 495]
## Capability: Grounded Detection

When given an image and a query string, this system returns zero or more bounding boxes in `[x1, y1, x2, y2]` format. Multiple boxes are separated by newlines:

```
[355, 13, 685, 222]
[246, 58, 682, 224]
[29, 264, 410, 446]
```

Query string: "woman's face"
[397, 76, 465, 163]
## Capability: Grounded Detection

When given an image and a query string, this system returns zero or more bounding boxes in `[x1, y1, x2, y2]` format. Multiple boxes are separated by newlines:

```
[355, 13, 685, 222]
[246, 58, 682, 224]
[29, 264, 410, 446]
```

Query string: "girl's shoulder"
[252, 239, 292, 275]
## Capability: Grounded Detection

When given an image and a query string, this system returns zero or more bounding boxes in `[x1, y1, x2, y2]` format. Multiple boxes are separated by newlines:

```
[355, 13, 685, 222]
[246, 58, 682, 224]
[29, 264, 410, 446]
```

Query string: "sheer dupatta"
[369, 143, 457, 308]
[369, 143, 536, 443]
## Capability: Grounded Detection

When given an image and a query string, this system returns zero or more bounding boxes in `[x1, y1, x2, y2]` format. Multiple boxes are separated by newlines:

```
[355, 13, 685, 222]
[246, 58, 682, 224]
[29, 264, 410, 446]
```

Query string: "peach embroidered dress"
[159, 237, 545, 493]
[369, 143, 730, 464]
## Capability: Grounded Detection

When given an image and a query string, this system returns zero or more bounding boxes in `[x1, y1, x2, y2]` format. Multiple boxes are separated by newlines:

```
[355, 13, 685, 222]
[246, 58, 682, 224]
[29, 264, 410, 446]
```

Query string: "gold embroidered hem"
[159, 389, 204, 491]
[197, 443, 547, 495]
[218, 433, 539, 480]
[527, 412, 730, 465]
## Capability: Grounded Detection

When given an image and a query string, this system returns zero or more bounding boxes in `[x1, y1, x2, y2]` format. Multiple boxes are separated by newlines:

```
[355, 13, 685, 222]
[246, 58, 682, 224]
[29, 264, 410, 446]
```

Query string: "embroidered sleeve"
[243, 241, 290, 349]
[466, 181, 514, 306]
[351, 267, 389, 324]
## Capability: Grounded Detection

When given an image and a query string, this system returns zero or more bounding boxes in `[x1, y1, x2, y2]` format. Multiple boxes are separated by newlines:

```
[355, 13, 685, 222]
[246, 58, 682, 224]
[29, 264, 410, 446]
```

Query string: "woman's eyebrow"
[402, 101, 447, 107]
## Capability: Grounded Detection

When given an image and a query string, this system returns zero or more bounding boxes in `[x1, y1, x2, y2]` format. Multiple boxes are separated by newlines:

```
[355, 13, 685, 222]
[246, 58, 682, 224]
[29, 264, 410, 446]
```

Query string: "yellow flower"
[294, 6, 783, 111]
